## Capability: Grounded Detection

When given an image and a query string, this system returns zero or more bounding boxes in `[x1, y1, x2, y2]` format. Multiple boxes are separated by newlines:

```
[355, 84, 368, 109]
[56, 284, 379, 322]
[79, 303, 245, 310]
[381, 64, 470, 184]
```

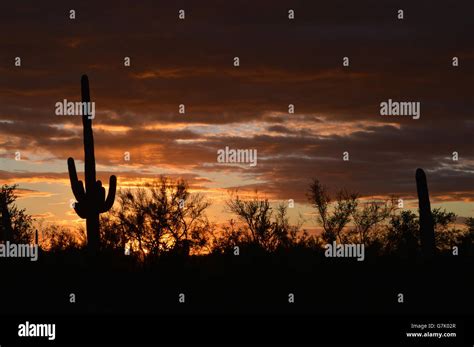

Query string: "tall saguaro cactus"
[68, 75, 117, 254]
[415, 168, 435, 258]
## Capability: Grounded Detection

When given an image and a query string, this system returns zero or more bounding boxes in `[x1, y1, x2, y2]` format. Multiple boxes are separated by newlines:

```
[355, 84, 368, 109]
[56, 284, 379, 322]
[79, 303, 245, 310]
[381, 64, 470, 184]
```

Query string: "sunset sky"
[0, 1, 473, 231]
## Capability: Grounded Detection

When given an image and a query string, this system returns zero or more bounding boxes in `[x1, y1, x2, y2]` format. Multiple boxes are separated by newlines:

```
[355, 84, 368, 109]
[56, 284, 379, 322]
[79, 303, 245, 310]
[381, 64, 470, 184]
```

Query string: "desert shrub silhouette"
[99, 177, 213, 258]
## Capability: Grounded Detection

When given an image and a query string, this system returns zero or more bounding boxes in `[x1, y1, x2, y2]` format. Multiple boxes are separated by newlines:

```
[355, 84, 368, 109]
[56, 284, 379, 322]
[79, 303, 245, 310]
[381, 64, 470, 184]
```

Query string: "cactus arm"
[96, 180, 106, 203]
[101, 175, 117, 212]
[67, 157, 86, 201]
[74, 202, 88, 219]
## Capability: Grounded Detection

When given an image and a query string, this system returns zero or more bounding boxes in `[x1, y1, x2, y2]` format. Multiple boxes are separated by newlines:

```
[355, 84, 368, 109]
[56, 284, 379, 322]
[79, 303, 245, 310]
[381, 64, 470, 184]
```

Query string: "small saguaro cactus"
[68, 75, 117, 254]
[415, 168, 435, 258]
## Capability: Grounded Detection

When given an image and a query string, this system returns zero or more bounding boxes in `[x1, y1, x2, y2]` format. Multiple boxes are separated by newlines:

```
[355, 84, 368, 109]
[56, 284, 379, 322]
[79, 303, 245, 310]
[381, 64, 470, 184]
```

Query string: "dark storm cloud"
[0, 0, 472, 206]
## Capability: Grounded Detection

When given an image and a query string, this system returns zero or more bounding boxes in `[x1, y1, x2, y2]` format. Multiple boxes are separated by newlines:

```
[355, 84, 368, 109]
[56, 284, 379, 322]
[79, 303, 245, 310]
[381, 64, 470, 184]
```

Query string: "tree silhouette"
[385, 210, 419, 257]
[431, 208, 458, 251]
[225, 192, 307, 251]
[226, 192, 273, 249]
[352, 198, 397, 244]
[101, 176, 212, 258]
[147, 177, 212, 255]
[307, 179, 358, 243]
[466, 217, 474, 234]
[460, 217, 474, 255]
[41, 224, 84, 251]
[4, 168, 468, 261]
[211, 219, 249, 254]
[272, 204, 306, 249]
[0, 184, 14, 242]
[0, 184, 34, 244]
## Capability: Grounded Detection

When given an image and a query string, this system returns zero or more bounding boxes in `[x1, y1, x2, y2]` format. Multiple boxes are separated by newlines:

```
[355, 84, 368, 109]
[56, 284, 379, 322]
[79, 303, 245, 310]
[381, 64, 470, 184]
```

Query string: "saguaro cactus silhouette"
[68, 75, 117, 254]
[415, 168, 435, 258]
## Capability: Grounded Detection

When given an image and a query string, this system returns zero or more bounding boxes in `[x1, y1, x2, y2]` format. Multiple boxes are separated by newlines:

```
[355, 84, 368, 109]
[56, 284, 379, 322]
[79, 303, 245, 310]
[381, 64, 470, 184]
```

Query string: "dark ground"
[1, 251, 472, 316]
